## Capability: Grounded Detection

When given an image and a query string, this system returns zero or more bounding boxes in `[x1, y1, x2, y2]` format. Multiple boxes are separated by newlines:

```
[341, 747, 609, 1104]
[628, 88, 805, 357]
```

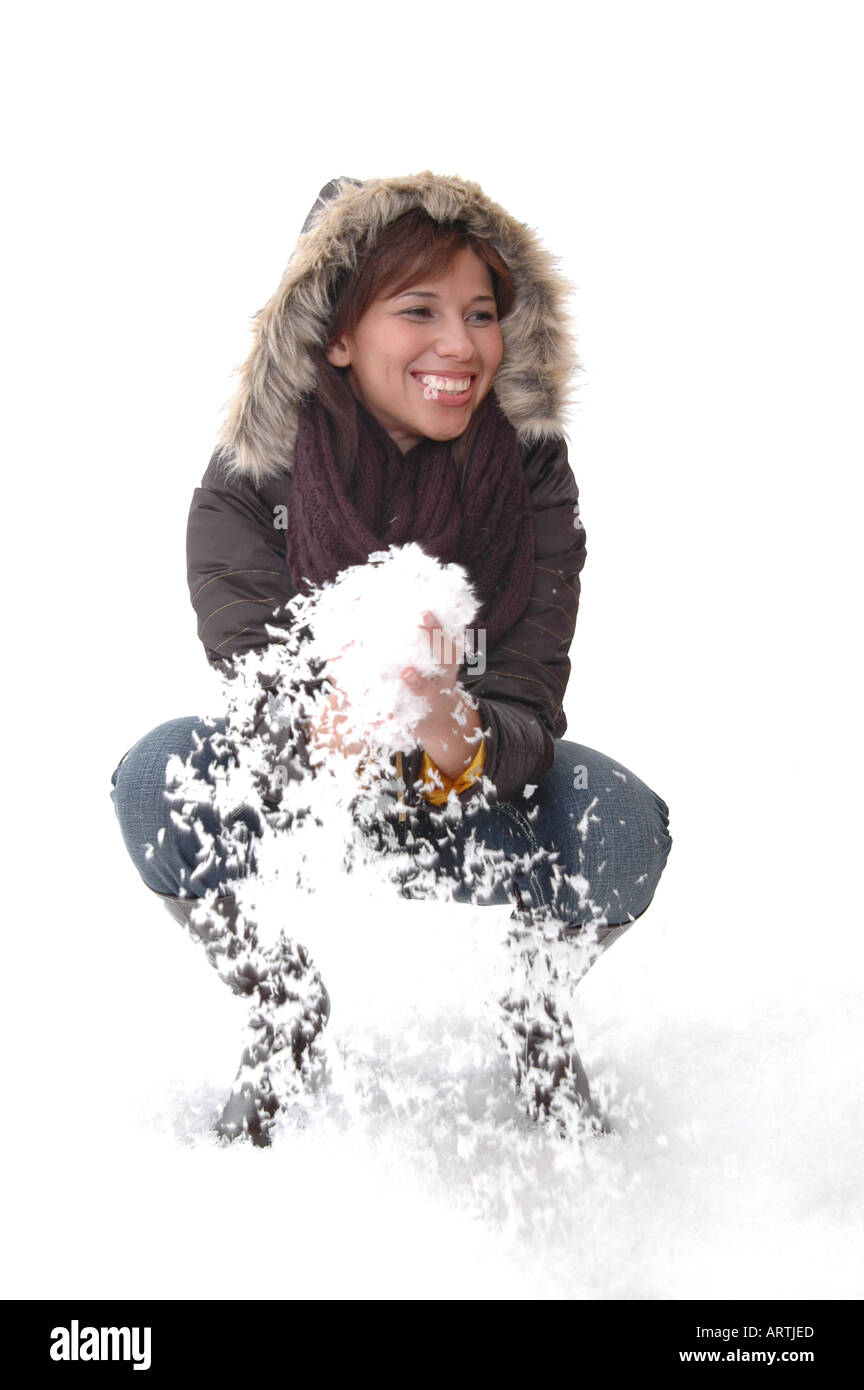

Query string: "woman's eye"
[401, 307, 498, 324]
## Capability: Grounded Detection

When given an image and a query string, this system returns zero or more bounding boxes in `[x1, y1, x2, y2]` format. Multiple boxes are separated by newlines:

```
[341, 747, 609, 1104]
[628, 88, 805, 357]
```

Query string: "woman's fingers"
[416, 611, 462, 677]
[419, 611, 439, 659]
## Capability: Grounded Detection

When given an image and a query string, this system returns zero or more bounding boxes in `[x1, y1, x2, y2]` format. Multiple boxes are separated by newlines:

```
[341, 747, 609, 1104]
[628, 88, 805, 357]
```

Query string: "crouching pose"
[111, 173, 672, 1146]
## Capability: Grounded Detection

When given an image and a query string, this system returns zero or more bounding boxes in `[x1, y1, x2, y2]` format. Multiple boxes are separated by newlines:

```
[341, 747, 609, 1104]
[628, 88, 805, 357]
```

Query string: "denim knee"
[110, 715, 253, 898]
[526, 740, 672, 927]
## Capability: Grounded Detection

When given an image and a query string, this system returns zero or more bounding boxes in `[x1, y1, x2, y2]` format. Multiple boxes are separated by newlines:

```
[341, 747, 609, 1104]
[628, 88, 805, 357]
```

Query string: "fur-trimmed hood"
[217, 172, 578, 482]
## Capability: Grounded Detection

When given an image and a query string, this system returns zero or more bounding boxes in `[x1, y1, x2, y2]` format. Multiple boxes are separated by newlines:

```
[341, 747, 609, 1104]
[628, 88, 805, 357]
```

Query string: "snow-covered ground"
[6, 760, 861, 1301]
[3, 0, 862, 1302]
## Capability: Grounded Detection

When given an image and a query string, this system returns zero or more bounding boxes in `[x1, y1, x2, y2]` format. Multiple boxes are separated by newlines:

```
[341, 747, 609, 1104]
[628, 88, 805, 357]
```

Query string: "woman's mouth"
[411, 372, 476, 406]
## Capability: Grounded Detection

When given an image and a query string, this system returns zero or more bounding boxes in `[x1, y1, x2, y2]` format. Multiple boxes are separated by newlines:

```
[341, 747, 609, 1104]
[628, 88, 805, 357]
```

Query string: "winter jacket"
[186, 173, 587, 808]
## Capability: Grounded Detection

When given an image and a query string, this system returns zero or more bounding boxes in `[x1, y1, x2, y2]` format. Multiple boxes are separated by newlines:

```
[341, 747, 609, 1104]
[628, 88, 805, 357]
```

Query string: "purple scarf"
[285, 395, 535, 650]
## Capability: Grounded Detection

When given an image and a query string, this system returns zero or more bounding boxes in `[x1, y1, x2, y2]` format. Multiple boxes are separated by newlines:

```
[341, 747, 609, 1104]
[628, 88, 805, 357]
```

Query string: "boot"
[161, 892, 330, 1147]
[498, 901, 607, 1136]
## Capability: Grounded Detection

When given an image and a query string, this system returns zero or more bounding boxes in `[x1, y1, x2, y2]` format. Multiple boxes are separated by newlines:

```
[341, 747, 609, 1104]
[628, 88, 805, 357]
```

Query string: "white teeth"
[418, 374, 472, 399]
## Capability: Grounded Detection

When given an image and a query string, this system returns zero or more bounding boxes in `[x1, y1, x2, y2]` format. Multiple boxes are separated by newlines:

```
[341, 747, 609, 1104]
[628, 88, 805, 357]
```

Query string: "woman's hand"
[307, 614, 483, 777]
[401, 611, 483, 780]
[306, 684, 367, 760]
[306, 644, 369, 761]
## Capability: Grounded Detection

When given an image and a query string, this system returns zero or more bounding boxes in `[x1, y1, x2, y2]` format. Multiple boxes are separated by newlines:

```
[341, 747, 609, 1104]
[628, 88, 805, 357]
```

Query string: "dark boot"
[498, 903, 607, 1136]
[161, 892, 330, 1147]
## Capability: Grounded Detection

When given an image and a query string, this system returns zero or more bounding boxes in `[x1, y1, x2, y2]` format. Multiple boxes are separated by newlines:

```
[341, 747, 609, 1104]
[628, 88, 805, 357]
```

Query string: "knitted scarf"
[285, 395, 535, 651]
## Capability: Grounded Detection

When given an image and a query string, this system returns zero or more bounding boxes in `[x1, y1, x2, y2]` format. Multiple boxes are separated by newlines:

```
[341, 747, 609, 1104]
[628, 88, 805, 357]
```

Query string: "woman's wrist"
[419, 694, 483, 780]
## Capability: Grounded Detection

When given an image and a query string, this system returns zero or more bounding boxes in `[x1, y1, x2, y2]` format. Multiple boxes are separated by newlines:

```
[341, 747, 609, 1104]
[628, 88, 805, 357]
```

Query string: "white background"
[2, 0, 862, 1300]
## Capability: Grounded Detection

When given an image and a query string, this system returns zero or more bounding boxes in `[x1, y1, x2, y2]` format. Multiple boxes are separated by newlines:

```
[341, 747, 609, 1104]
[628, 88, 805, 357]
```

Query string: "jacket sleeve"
[186, 452, 298, 669]
[186, 454, 319, 804]
[461, 434, 586, 803]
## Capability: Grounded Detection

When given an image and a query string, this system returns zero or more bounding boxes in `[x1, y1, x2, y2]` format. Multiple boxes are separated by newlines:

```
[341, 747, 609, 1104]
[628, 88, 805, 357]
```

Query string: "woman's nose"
[434, 317, 475, 362]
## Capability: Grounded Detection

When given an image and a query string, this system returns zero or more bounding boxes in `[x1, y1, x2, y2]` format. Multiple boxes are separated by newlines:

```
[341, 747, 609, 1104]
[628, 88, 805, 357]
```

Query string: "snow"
[290, 542, 479, 754]
[9, 866, 862, 1300]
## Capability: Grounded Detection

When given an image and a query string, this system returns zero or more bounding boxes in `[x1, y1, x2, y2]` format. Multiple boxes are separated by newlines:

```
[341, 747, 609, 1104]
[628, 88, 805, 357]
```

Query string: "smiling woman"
[109, 172, 672, 1147]
[323, 224, 509, 453]
[326, 248, 502, 450]
[316, 206, 516, 472]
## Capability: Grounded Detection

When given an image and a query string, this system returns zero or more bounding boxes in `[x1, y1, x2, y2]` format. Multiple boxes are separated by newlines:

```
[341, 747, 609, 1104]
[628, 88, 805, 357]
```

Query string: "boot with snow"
[161, 892, 330, 1147]
[498, 905, 607, 1136]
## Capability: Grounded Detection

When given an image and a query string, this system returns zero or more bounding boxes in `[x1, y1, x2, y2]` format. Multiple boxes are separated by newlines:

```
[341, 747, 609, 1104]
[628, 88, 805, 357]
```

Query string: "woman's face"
[325, 246, 505, 454]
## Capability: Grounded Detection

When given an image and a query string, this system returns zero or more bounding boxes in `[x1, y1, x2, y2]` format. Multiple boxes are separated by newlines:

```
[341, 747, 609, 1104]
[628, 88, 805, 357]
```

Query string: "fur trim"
[217, 173, 578, 482]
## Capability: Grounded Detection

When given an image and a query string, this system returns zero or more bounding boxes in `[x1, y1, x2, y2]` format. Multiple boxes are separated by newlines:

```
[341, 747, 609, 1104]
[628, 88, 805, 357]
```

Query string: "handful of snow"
[300, 542, 479, 753]
[163, 545, 486, 951]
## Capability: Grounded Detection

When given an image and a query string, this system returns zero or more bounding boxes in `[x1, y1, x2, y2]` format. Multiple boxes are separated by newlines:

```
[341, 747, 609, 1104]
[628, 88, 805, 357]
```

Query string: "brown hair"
[315, 209, 516, 485]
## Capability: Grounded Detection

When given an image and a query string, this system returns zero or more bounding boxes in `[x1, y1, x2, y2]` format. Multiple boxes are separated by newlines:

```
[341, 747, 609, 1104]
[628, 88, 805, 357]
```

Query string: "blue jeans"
[110, 717, 671, 945]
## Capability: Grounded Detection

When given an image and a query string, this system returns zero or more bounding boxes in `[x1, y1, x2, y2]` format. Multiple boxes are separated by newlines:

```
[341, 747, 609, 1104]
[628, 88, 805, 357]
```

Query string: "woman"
[111, 173, 672, 1146]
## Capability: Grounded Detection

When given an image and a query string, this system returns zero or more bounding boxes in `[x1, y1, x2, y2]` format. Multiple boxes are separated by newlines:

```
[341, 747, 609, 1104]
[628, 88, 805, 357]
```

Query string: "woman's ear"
[325, 335, 352, 368]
